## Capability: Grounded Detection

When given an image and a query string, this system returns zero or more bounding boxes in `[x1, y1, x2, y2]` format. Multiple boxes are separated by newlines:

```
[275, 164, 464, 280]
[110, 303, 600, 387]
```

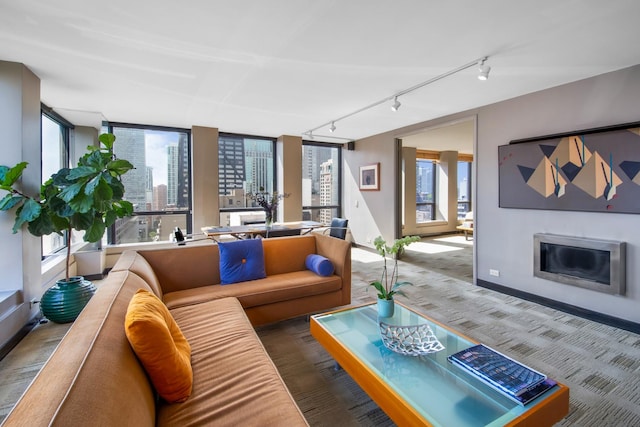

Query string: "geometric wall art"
[499, 122, 640, 213]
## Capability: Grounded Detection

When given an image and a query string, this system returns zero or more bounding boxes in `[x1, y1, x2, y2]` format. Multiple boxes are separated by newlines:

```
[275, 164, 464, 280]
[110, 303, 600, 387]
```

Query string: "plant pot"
[377, 298, 395, 318]
[40, 276, 97, 324]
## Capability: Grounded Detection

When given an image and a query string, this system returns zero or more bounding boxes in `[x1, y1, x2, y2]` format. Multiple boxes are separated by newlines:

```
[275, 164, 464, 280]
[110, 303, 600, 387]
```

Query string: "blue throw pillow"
[218, 239, 266, 285]
[305, 254, 335, 277]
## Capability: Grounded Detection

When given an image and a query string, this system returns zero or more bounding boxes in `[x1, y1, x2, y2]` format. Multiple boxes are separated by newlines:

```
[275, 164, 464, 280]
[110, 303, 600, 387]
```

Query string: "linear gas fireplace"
[533, 233, 626, 295]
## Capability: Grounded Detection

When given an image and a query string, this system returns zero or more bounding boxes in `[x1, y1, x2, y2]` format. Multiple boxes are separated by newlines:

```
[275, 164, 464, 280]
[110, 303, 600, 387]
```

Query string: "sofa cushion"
[262, 234, 317, 276]
[159, 297, 308, 426]
[305, 254, 334, 276]
[219, 239, 266, 284]
[125, 289, 193, 403]
[163, 271, 341, 310]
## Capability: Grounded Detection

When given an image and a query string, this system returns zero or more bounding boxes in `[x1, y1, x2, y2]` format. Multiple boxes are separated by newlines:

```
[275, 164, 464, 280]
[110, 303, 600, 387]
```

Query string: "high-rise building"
[167, 144, 179, 206]
[145, 166, 154, 210]
[176, 133, 189, 209]
[153, 184, 167, 211]
[113, 127, 146, 211]
[245, 139, 273, 194]
[218, 135, 246, 196]
[319, 159, 334, 224]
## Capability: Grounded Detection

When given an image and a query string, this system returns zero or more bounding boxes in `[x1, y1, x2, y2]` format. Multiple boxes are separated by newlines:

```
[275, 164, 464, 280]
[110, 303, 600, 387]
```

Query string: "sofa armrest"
[314, 234, 351, 306]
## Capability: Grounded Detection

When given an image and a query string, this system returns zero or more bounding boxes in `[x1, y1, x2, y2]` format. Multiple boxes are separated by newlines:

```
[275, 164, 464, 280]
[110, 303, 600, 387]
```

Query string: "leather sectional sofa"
[2, 233, 351, 426]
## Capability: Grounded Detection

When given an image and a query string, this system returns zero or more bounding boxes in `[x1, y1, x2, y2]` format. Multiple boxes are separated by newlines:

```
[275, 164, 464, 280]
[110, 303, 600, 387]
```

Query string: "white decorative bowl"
[379, 321, 445, 356]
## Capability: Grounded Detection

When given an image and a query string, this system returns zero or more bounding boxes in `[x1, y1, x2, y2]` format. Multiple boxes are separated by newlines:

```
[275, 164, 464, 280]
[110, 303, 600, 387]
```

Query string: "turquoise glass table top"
[312, 303, 562, 427]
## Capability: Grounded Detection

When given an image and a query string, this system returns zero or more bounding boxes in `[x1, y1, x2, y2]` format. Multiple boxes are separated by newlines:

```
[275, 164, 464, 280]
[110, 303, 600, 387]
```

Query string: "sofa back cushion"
[112, 250, 164, 298]
[136, 244, 221, 294]
[2, 271, 157, 427]
[262, 235, 317, 276]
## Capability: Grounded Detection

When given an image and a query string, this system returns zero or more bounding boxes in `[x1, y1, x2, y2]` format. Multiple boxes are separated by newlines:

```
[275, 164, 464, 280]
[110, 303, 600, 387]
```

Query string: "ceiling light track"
[303, 55, 489, 139]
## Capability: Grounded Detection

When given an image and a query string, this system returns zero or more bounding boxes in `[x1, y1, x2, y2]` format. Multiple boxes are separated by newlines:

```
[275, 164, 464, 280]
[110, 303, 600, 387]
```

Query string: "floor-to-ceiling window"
[416, 159, 436, 222]
[302, 142, 342, 223]
[103, 123, 191, 244]
[457, 159, 472, 218]
[218, 133, 276, 226]
[41, 108, 70, 257]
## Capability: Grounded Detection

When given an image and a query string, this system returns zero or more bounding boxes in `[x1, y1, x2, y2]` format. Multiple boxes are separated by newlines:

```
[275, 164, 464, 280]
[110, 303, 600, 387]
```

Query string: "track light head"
[329, 122, 336, 133]
[391, 97, 401, 112]
[478, 59, 491, 81]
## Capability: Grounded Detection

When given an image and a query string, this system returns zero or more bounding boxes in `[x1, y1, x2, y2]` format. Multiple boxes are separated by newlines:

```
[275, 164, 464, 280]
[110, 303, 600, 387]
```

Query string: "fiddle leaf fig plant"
[369, 235, 421, 300]
[0, 133, 134, 281]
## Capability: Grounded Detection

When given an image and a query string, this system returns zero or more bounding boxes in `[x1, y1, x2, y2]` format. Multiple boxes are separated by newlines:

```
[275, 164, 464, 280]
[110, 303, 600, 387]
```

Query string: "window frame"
[301, 140, 343, 224]
[103, 122, 192, 244]
[40, 105, 72, 258]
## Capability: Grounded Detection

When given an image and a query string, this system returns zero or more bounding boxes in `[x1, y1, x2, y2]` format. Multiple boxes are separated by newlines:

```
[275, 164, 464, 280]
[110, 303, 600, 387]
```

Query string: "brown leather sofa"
[2, 234, 351, 426]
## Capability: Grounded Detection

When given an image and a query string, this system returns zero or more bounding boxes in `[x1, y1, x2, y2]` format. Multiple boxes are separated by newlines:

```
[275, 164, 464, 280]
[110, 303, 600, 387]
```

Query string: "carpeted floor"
[256, 235, 640, 427]
[2, 235, 639, 426]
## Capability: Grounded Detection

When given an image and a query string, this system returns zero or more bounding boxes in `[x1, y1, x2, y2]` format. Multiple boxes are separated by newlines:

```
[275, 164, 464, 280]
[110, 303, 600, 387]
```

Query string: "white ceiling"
[2, 0, 640, 150]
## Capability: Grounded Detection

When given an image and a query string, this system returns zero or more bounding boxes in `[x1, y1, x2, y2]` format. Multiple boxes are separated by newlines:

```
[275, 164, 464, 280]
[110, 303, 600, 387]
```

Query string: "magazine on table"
[448, 344, 556, 405]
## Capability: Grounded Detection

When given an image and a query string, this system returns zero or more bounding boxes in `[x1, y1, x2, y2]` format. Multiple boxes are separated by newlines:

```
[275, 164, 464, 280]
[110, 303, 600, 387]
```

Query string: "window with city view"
[302, 142, 342, 224]
[105, 124, 191, 244]
[416, 159, 436, 222]
[41, 110, 69, 257]
[458, 160, 472, 219]
[218, 134, 276, 226]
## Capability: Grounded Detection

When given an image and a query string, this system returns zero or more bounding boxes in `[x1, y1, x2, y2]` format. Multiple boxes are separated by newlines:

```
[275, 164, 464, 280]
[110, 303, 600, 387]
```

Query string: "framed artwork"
[499, 121, 640, 214]
[360, 163, 380, 191]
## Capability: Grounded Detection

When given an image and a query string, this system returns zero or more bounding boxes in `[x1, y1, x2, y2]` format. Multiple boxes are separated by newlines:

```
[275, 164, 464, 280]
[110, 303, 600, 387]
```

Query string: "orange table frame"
[310, 303, 569, 427]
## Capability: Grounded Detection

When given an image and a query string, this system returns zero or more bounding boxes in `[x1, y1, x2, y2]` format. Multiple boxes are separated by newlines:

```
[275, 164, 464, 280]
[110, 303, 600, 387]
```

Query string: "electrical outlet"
[30, 298, 39, 308]
[489, 269, 500, 277]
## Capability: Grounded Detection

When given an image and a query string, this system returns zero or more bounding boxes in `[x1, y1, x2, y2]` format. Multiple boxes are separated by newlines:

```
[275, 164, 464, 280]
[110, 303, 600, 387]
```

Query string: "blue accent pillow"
[218, 239, 266, 285]
[305, 254, 334, 277]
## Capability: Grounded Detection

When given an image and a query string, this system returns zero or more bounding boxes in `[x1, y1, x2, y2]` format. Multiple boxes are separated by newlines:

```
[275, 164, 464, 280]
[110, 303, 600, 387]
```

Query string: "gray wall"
[346, 64, 640, 324]
[476, 65, 640, 324]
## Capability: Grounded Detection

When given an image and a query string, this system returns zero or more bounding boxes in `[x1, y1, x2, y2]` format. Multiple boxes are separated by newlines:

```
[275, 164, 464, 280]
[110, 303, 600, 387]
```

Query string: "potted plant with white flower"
[369, 235, 420, 317]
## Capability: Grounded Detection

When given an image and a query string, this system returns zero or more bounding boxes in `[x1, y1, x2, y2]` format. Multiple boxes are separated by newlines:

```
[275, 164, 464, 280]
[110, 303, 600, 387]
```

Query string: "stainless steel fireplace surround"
[534, 233, 626, 295]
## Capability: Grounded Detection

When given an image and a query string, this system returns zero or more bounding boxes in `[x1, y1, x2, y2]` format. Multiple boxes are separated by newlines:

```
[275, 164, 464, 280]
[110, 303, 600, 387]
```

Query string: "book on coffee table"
[448, 344, 555, 406]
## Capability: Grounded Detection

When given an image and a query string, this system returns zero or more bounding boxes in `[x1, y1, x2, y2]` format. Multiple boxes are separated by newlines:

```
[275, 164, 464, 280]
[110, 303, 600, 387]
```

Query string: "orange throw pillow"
[124, 289, 193, 403]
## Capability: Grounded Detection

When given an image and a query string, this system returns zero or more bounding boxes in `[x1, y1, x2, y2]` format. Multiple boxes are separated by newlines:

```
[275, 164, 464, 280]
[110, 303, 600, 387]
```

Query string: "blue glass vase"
[40, 276, 97, 323]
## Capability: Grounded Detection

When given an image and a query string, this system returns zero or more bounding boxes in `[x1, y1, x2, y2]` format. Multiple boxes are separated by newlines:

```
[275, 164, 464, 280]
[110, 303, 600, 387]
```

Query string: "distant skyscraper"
[113, 128, 146, 211]
[153, 184, 168, 211]
[167, 144, 179, 206]
[218, 135, 246, 195]
[319, 159, 333, 224]
[245, 139, 273, 194]
[177, 133, 189, 208]
[145, 166, 154, 210]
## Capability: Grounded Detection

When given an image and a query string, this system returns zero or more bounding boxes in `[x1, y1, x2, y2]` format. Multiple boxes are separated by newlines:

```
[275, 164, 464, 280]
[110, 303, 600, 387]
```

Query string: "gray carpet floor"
[2, 235, 639, 426]
[256, 235, 640, 427]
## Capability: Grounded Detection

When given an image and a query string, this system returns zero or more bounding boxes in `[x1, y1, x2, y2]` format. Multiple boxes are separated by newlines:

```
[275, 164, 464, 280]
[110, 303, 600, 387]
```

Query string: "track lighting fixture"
[303, 55, 490, 139]
[391, 97, 401, 112]
[478, 59, 491, 81]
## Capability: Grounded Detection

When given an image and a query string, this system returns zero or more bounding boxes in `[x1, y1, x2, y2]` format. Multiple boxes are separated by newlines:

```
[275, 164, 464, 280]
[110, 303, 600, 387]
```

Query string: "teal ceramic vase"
[377, 298, 395, 318]
[40, 276, 96, 323]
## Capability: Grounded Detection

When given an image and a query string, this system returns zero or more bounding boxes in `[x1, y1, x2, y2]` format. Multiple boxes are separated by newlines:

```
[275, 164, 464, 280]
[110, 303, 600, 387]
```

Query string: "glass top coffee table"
[310, 302, 569, 427]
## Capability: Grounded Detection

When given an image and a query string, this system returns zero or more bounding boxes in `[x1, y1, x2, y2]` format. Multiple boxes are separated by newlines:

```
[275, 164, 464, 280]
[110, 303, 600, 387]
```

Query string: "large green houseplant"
[0, 133, 134, 322]
[369, 235, 420, 317]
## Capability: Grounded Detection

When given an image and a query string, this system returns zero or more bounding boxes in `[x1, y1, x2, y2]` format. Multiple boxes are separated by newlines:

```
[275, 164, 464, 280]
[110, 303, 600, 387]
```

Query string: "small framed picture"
[359, 163, 380, 191]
